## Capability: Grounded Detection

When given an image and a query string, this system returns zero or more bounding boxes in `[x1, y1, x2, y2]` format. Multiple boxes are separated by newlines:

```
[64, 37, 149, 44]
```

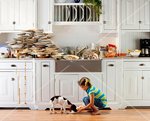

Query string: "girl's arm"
[78, 94, 94, 112]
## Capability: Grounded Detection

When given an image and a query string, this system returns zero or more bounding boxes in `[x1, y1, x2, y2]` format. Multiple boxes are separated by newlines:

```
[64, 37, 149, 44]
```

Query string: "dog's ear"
[71, 104, 77, 112]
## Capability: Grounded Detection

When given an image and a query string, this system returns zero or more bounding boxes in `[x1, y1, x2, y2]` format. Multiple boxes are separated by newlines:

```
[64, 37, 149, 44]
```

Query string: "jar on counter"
[99, 46, 106, 59]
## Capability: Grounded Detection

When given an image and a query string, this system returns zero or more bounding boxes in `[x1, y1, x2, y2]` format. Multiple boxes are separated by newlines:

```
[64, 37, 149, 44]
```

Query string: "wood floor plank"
[0, 109, 150, 121]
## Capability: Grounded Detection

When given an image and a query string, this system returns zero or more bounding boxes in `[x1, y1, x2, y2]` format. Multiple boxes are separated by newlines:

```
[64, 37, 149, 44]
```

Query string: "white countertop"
[0, 57, 150, 61]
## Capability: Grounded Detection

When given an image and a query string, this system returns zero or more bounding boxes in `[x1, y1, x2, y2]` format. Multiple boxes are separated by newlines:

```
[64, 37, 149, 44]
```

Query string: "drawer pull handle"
[108, 64, 114, 67]
[43, 65, 49, 67]
[48, 21, 51, 24]
[11, 64, 17, 67]
[11, 78, 15, 81]
[139, 64, 145, 66]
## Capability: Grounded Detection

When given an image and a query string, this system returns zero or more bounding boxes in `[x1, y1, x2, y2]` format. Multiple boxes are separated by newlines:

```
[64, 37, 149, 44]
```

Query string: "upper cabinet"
[14, 0, 35, 30]
[121, 0, 150, 30]
[0, 0, 36, 31]
[103, 0, 117, 31]
[0, 0, 15, 30]
[139, 0, 150, 30]
[37, 0, 53, 33]
[121, 0, 140, 30]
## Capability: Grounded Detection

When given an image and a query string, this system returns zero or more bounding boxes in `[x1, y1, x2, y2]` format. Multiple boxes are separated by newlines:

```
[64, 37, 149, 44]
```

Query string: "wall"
[53, 25, 117, 48]
[0, 25, 117, 48]
[121, 32, 150, 52]
[0, 33, 18, 46]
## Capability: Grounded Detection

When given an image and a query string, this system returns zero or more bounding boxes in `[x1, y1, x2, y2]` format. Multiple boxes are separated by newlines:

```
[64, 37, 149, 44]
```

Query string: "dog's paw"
[54, 111, 57, 114]
[63, 112, 69, 114]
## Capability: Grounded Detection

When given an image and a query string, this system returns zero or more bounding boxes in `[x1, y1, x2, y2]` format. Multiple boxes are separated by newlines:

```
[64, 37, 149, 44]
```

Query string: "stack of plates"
[6, 29, 59, 58]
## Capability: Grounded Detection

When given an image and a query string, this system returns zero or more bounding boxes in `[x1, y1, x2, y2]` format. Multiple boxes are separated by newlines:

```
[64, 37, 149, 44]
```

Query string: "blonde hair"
[78, 77, 92, 87]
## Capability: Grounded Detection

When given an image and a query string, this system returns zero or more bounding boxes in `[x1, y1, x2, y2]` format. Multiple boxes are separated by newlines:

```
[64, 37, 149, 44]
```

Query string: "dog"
[49, 96, 77, 114]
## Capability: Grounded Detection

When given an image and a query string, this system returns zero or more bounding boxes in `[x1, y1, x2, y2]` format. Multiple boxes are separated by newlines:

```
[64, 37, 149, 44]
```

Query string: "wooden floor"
[0, 109, 150, 121]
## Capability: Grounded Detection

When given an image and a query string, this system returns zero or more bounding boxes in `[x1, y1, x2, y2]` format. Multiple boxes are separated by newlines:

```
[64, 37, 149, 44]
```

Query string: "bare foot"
[91, 110, 101, 115]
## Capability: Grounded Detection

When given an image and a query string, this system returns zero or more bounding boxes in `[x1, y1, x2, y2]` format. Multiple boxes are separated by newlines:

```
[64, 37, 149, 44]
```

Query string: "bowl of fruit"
[128, 49, 141, 57]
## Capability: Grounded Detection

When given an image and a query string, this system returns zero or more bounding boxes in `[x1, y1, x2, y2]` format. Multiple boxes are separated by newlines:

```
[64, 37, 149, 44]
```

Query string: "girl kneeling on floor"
[77, 77, 107, 115]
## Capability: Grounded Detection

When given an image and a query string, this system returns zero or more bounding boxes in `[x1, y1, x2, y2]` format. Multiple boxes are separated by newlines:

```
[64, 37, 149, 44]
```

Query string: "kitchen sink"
[55, 60, 102, 72]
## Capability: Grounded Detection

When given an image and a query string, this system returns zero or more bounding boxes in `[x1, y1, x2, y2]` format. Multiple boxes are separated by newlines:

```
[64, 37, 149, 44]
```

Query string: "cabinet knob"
[43, 65, 49, 67]
[108, 64, 114, 67]
[139, 21, 142, 24]
[11, 78, 15, 81]
[139, 64, 145, 66]
[48, 21, 51, 24]
[141, 77, 144, 80]
[11, 64, 17, 67]
[103, 21, 106, 24]
[13, 21, 16, 25]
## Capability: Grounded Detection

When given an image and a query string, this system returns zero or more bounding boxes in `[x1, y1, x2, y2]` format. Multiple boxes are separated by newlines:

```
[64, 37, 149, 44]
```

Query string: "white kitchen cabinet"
[41, 62, 51, 102]
[105, 62, 116, 101]
[35, 60, 55, 109]
[37, 0, 53, 33]
[55, 74, 79, 103]
[121, 0, 140, 30]
[123, 60, 150, 107]
[0, 0, 15, 30]
[0, 72, 14, 102]
[124, 71, 142, 100]
[0, 61, 33, 108]
[13, 71, 33, 104]
[139, 0, 150, 30]
[0, 0, 35, 31]
[102, 60, 123, 109]
[35, 61, 51, 102]
[142, 71, 150, 100]
[103, 0, 117, 30]
[14, 0, 35, 30]
[121, 0, 150, 30]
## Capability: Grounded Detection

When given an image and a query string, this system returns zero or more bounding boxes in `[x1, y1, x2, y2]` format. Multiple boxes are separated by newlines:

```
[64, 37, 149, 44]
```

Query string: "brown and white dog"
[49, 96, 77, 114]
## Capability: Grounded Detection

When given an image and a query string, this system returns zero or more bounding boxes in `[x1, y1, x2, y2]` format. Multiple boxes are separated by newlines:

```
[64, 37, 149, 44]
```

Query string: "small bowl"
[129, 51, 141, 57]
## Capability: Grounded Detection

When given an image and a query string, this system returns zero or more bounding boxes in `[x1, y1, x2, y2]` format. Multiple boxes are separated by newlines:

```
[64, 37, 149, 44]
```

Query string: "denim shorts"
[83, 96, 106, 109]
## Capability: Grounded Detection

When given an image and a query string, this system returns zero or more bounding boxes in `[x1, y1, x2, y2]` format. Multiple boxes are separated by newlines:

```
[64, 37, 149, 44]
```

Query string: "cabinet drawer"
[124, 62, 150, 69]
[0, 62, 32, 70]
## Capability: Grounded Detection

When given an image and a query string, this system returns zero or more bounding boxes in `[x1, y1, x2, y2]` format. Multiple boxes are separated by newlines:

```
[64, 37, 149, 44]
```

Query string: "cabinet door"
[37, 0, 53, 33]
[0, 72, 14, 102]
[55, 74, 79, 103]
[103, 0, 117, 30]
[0, 0, 14, 30]
[124, 71, 142, 100]
[143, 71, 150, 100]
[14, 71, 33, 104]
[78, 74, 103, 102]
[14, 0, 35, 30]
[139, 0, 150, 30]
[121, 0, 140, 30]
[106, 62, 116, 101]
[41, 62, 50, 102]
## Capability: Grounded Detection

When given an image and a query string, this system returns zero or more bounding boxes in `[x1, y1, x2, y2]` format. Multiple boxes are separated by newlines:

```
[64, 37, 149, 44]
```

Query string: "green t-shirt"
[86, 86, 107, 106]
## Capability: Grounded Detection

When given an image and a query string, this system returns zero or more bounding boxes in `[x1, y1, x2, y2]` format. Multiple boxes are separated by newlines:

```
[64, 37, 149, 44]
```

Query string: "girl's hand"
[77, 106, 85, 112]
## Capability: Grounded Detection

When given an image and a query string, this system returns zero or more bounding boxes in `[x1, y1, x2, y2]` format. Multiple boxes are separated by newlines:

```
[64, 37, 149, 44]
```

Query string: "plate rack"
[54, 3, 100, 24]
